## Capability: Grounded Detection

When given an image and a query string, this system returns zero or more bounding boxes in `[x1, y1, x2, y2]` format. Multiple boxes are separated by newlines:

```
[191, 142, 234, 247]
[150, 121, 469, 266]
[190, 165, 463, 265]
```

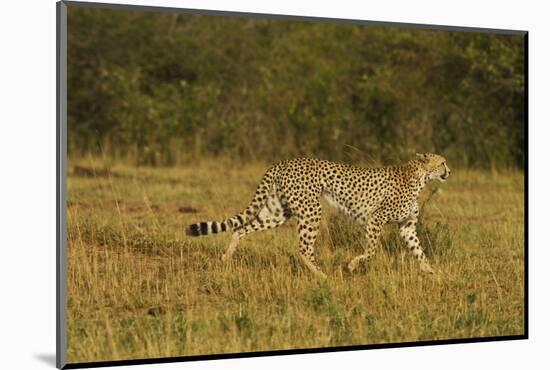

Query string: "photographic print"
[58, 1, 527, 367]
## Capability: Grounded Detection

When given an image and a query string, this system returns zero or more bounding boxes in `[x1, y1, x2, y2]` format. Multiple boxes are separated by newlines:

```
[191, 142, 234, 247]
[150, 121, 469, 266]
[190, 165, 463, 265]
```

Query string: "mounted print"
[57, 1, 528, 368]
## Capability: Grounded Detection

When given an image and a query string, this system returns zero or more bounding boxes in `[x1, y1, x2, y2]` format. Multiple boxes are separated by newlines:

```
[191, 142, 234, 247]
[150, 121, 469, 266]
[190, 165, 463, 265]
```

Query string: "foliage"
[68, 8, 525, 168]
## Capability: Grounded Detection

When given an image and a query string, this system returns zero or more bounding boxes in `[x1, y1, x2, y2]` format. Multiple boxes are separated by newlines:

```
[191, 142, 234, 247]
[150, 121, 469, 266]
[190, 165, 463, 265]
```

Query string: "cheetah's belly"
[321, 190, 345, 213]
[321, 190, 374, 224]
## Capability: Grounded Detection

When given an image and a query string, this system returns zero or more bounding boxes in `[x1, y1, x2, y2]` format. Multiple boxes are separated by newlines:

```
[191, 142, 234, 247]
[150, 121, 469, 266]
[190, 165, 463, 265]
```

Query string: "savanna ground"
[66, 157, 525, 363]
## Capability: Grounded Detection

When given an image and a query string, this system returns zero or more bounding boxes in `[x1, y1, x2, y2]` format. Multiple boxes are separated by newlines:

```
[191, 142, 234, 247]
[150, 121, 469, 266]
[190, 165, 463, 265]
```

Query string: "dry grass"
[66, 158, 525, 363]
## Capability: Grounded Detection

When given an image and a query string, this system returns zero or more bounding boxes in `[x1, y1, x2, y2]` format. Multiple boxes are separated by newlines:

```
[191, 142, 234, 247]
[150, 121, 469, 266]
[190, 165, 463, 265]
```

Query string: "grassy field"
[66, 158, 525, 363]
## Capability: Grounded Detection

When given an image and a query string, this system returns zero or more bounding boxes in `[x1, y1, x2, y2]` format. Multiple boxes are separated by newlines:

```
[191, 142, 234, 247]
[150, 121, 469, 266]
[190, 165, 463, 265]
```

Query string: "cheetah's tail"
[186, 220, 231, 237]
[186, 167, 277, 237]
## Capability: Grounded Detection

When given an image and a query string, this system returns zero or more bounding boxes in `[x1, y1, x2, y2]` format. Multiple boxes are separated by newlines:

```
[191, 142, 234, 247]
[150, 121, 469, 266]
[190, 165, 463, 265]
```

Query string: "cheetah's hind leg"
[222, 196, 290, 262]
[296, 207, 327, 279]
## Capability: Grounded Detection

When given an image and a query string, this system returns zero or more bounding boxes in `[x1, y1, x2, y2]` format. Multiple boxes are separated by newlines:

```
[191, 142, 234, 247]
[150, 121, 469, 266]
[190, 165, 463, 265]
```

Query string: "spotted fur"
[186, 153, 450, 278]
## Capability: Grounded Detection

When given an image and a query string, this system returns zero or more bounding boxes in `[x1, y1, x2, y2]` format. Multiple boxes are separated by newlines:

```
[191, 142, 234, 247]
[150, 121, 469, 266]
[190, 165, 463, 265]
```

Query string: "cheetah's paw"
[420, 262, 435, 274]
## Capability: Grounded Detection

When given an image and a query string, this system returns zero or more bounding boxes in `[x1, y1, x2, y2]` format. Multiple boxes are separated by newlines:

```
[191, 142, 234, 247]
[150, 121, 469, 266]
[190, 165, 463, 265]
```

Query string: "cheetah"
[186, 153, 451, 278]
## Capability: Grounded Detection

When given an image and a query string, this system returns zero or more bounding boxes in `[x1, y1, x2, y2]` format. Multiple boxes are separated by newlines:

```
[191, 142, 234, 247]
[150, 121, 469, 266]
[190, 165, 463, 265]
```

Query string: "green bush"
[68, 7, 525, 169]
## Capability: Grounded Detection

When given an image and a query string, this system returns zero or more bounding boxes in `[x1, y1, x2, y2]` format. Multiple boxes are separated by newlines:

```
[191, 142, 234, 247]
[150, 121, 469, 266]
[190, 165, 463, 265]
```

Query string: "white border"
[2, 1, 548, 369]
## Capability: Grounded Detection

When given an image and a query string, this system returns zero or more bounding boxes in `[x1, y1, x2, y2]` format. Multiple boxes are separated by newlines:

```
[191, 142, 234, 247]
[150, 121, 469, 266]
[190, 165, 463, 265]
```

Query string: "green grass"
[66, 158, 525, 363]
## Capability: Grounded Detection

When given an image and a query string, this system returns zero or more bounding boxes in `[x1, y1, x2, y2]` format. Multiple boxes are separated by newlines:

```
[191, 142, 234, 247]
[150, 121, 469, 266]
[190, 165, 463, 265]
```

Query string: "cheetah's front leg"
[399, 213, 434, 274]
[348, 215, 383, 273]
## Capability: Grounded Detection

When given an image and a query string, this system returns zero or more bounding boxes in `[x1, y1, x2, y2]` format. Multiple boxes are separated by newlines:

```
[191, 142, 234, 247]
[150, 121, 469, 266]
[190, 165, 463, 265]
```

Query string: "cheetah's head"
[416, 153, 451, 183]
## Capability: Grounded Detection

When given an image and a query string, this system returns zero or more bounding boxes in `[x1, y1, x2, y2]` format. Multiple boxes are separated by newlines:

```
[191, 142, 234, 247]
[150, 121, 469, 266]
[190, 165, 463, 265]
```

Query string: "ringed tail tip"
[186, 223, 201, 236]
[186, 221, 228, 236]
